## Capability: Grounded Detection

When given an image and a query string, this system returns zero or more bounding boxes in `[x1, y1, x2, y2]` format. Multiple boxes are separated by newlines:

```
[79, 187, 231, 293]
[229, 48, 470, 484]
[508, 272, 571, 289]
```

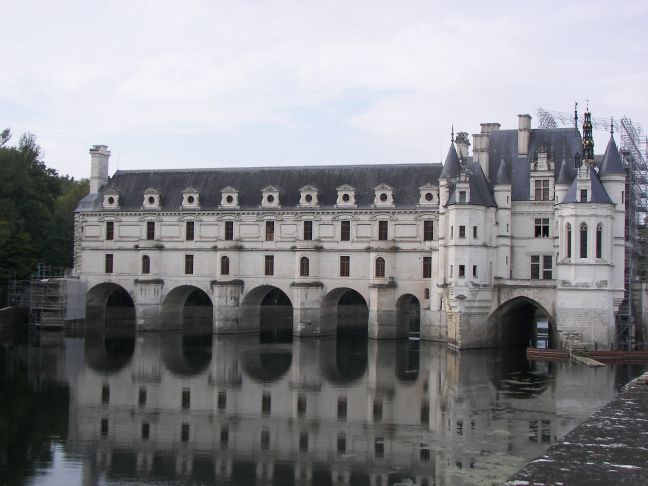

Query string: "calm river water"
[0, 324, 645, 486]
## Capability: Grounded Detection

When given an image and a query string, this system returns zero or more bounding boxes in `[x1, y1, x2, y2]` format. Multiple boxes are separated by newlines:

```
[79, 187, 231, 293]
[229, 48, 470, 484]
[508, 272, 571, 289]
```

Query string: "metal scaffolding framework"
[8, 265, 68, 327]
[537, 107, 648, 348]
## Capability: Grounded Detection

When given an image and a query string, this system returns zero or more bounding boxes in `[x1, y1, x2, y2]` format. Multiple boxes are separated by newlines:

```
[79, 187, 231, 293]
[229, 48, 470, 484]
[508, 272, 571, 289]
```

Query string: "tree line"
[0, 129, 88, 304]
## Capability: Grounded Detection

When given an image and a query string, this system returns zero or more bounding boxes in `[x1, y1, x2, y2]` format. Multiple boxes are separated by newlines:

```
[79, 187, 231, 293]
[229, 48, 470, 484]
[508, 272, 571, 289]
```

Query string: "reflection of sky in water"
[1, 328, 646, 486]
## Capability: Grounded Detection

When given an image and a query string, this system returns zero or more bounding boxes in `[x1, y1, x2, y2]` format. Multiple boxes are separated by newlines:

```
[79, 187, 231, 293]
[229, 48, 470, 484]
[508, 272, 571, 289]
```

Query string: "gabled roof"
[182, 186, 199, 193]
[262, 185, 280, 192]
[221, 186, 238, 193]
[561, 166, 613, 204]
[419, 182, 437, 190]
[299, 184, 319, 192]
[440, 143, 461, 179]
[143, 187, 160, 194]
[373, 183, 393, 191]
[598, 135, 625, 176]
[446, 162, 497, 207]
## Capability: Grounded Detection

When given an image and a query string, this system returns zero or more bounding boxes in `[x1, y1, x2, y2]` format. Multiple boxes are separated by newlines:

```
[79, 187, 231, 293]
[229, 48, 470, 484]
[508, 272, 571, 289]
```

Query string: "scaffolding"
[8, 265, 68, 327]
[538, 107, 648, 348]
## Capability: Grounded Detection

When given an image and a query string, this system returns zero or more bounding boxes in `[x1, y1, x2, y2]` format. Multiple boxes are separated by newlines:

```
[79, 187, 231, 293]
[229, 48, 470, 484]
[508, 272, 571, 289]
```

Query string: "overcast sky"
[2, 0, 647, 179]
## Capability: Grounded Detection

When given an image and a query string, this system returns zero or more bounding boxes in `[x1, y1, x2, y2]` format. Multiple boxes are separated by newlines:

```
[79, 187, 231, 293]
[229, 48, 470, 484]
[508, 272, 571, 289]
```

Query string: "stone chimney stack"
[518, 114, 532, 155]
[455, 131, 470, 160]
[89, 145, 110, 194]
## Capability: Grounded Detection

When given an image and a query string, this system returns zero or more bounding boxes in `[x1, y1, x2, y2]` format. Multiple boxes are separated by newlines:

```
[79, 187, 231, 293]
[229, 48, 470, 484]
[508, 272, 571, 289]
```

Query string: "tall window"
[580, 223, 588, 258]
[303, 220, 313, 241]
[423, 221, 434, 241]
[459, 225, 466, 238]
[534, 218, 550, 237]
[422, 257, 432, 278]
[185, 255, 194, 274]
[186, 221, 194, 241]
[341, 221, 350, 241]
[473, 226, 478, 238]
[340, 256, 350, 277]
[221, 256, 230, 275]
[596, 224, 602, 258]
[265, 255, 274, 276]
[105, 254, 113, 273]
[534, 179, 550, 201]
[299, 256, 309, 277]
[566, 223, 572, 258]
[265, 221, 274, 241]
[530, 255, 552, 279]
[142, 255, 150, 274]
[224, 221, 234, 240]
[146, 221, 155, 240]
[378, 221, 388, 241]
[580, 189, 588, 202]
[459, 191, 467, 204]
[458, 265, 465, 277]
[375, 257, 385, 278]
[106, 221, 114, 241]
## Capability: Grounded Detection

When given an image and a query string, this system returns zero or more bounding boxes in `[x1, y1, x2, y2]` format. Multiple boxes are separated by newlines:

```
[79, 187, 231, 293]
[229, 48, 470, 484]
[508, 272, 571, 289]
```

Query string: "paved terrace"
[507, 371, 648, 485]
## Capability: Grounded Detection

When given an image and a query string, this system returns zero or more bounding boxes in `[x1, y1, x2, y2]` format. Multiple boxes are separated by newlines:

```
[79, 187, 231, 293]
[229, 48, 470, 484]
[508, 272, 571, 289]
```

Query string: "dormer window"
[373, 184, 394, 207]
[459, 191, 467, 204]
[181, 187, 200, 209]
[103, 189, 120, 209]
[261, 186, 280, 208]
[299, 185, 319, 207]
[530, 151, 554, 202]
[336, 185, 356, 207]
[580, 189, 588, 202]
[418, 183, 437, 206]
[220, 186, 239, 208]
[143, 188, 161, 209]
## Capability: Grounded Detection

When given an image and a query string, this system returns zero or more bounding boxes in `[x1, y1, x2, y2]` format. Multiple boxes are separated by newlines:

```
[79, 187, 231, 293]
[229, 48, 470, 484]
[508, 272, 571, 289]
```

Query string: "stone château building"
[75, 109, 627, 349]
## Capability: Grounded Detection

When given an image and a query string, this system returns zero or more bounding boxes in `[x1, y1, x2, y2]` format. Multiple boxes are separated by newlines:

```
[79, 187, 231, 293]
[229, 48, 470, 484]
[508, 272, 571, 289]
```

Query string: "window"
[450, 226, 454, 239]
[580, 189, 588, 202]
[181, 423, 189, 442]
[373, 401, 383, 422]
[146, 221, 155, 240]
[472, 265, 477, 277]
[337, 396, 347, 421]
[459, 191, 467, 204]
[375, 257, 385, 278]
[224, 221, 234, 240]
[182, 388, 190, 409]
[423, 257, 432, 278]
[184, 255, 194, 274]
[138, 387, 147, 407]
[459, 225, 466, 238]
[303, 220, 313, 240]
[459, 265, 465, 277]
[221, 256, 230, 275]
[297, 394, 307, 416]
[262, 392, 271, 415]
[375, 437, 385, 458]
[218, 391, 227, 411]
[473, 226, 478, 238]
[100, 419, 109, 438]
[340, 256, 350, 277]
[220, 426, 229, 446]
[265, 221, 274, 241]
[423, 221, 434, 241]
[106, 221, 114, 240]
[566, 223, 572, 258]
[299, 256, 309, 277]
[580, 223, 588, 258]
[260, 430, 270, 450]
[449, 265, 453, 277]
[596, 224, 602, 258]
[378, 221, 388, 240]
[299, 432, 309, 452]
[534, 179, 550, 201]
[341, 220, 350, 241]
[265, 255, 274, 276]
[141, 423, 150, 441]
[101, 384, 110, 404]
[531, 255, 552, 279]
[424, 288, 430, 299]
[337, 433, 347, 455]
[534, 218, 549, 237]
[186, 221, 194, 241]
[105, 254, 113, 273]
[142, 255, 150, 274]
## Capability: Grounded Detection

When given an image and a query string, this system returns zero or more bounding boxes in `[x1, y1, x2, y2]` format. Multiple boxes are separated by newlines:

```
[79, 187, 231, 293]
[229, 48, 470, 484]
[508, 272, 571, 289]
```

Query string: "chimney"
[518, 114, 531, 155]
[455, 131, 470, 160]
[472, 132, 490, 178]
[89, 145, 110, 193]
[480, 122, 501, 134]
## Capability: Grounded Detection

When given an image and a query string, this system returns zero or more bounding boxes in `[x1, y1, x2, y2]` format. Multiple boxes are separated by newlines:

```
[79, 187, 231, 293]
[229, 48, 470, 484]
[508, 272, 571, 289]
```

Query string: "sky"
[2, 0, 647, 179]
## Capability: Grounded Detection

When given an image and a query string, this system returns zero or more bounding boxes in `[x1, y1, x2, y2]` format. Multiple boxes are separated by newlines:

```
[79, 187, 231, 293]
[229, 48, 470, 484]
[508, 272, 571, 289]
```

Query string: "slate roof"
[556, 156, 576, 185]
[77, 163, 443, 211]
[494, 157, 511, 185]
[561, 166, 613, 204]
[487, 128, 582, 201]
[446, 161, 497, 207]
[599, 134, 625, 176]
[440, 143, 461, 179]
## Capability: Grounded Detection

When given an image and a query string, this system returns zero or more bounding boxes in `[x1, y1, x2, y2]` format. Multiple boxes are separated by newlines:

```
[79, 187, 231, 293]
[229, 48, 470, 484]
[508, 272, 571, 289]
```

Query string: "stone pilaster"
[133, 279, 164, 330]
[211, 280, 245, 333]
[291, 282, 325, 336]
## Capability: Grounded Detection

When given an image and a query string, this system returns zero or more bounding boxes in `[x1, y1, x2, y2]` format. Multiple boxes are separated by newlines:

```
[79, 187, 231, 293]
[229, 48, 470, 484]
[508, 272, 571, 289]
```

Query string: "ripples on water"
[0, 323, 645, 486]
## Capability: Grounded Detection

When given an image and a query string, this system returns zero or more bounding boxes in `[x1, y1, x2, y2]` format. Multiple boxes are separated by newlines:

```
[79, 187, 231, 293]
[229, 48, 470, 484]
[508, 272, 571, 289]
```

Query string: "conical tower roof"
[494, 158, 511, 185]
[599, 134, 625, 176]
[556, 157, 574, 185]
[440, 143, 461, 179]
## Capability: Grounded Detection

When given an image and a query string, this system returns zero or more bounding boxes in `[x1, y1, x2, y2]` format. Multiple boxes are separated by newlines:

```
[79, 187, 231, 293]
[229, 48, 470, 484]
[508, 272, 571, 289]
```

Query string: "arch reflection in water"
[491, 296, 555, 348]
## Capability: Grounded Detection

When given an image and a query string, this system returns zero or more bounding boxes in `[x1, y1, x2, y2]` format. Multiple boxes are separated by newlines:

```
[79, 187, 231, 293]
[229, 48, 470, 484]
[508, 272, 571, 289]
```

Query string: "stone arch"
[240, 285, 294, 341]
[490, 296, 555, 348]
[161, 285, 213, 330]
[321, 287, 369, 336]
[86, 283, 136, 326]
[396, 293, 421, 337]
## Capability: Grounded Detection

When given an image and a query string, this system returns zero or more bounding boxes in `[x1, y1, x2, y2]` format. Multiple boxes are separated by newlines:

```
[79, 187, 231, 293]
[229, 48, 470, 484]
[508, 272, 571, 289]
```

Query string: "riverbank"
[507, 371, 648, 485]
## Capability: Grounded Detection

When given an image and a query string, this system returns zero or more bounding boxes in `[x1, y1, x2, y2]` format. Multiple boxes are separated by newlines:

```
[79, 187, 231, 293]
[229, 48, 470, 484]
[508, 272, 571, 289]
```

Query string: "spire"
[556, 155, 574, 185]
[599, 133, 625, 175]
[582, 106, 595, 163]
[451, 125, 455, 143]
[495, 157, 511, 185]
[440, 142, 461, 179]
[574, 101, 579, 130]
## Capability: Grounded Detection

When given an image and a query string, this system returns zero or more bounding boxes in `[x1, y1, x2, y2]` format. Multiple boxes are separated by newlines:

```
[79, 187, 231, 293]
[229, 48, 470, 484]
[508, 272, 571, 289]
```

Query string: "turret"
[493, 158, 512, 279]
[555, 156, 574, 204]
[89, 145, 111, 193]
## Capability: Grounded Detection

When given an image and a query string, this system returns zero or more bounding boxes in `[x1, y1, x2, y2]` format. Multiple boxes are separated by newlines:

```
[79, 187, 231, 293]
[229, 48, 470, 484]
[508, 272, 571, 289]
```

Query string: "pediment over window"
[143, 188, 161, 209]
[336, 184, 356, 207]
[220, 186, 239, 208]
[373, 183, 394, 207]
[418, 183, 438, 206]
[299, 184, 319, 207]
[261, 185, 281, 208]
[181, 187, 200, 209]
[103, 189, 120, 209]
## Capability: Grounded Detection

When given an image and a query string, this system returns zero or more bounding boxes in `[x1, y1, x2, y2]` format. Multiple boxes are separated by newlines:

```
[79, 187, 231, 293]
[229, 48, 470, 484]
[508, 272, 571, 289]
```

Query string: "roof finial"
[610, 116, 614, 136]
[451, 125, 455, 143]
[586, 99, 589, 111]
[574, 101, 579, 130]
